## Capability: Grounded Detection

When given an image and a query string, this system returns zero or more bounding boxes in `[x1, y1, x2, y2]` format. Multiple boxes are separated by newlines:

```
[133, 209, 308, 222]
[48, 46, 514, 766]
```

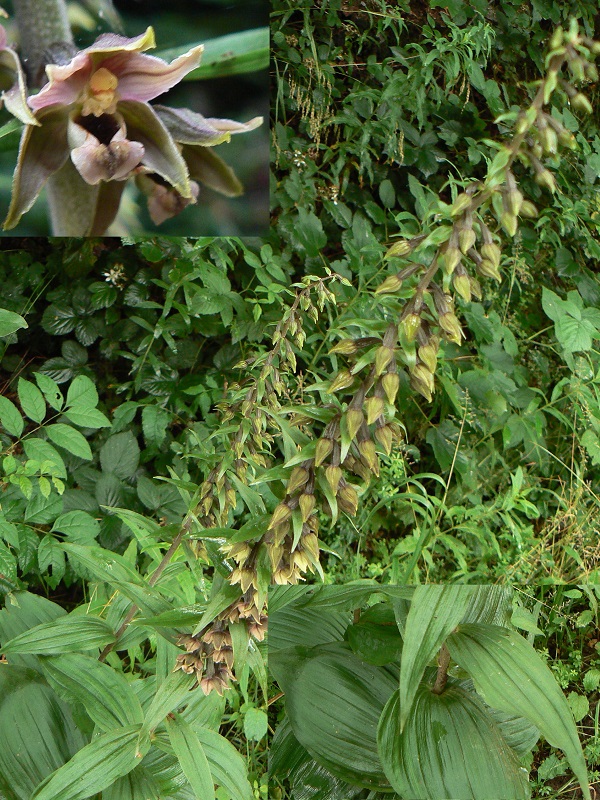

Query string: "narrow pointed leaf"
[194, 727, 254, 800]
[399, 585, 475, 733]
[447, 624, 591, 800]
[377, 681, 530, 799]
[166, 714, 215, 800]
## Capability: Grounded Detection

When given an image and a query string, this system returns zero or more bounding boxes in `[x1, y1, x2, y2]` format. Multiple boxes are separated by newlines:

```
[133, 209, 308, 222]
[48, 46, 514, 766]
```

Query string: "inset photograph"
[269, 584, 599, 800]
[0, 0, 268, 235]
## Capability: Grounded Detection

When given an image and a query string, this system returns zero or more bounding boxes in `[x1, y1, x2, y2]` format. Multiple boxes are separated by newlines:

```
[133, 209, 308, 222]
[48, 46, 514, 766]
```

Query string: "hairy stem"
[98, 526, 188, 663]
[13, 0, 73, 86]
[431, 643, 451, 695]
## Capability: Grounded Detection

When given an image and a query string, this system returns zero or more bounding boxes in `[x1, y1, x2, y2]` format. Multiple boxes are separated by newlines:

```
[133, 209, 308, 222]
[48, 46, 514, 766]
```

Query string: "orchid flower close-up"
[0, 10, 266, 236]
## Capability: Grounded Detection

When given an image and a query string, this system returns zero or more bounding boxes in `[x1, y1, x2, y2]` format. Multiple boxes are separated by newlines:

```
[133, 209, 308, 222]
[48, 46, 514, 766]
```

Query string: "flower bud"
[477, 259, 502, 282]
[385, 239, 412, 258]
[315, 437, 334, 467]
[469, 277, 483, 300]
[358, 439, 379, 476]
[287, 466, 309, 495]
[400, 313, 421, 342]
[549, 27, 563, 49]
[438, 312, 463, 345]
[382, 372, 400, 404]
[337, 483, 358, 516]
[375, 424, 393, 455]
[418, 339, 438, 373]
[453, 272, 471, 302]
[372, 344, 393, 376]
[365, 396, 385, 425]
[450, 193, 472, 216]
[535, 168, 557, 193]
[519, 201, 538, 218]
[268, 502, 292, 530]
[299, 493, 316, 522]
[328, 370, 354, 393]
[346, 408, 364, 441]
[505, 187, 523, 217]
[330, 339, 358, 355]
[571, 93, 593, 114]
[325, 465, 342, 494]
[410, 365, 434, 402]
[480, 242, 501, 268]
[443, 245, 462, 274]
[375, 273, 403, 295]
[500, 212, 518, 237]
[458, 228, 476, 255]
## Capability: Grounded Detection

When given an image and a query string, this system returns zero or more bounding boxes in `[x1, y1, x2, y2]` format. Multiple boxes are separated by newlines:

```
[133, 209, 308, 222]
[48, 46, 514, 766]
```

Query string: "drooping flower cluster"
[0, 24, 262, 232]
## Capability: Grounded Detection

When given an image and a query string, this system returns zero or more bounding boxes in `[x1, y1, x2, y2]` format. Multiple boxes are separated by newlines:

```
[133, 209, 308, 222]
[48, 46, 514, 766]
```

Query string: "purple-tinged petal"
[84, 27, 156, 57]
[154, 106, 232, 146]
[118, 100, 191, 196]
[0, 50, 39, 126]
[101, 45, 203, 103]
[68, 115, 144, 184]
[4, 107, 70, 230]
[28, 53, 91, 111]
[181, 144, 243, 197]
[136, 173, 199, 225]
[204, 116, 264, 135]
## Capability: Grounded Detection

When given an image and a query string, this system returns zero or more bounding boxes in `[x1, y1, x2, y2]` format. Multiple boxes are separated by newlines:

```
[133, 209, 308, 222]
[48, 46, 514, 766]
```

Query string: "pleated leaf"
[165, 715, 215, 800]
[31, 725, 150, 800]
[269, 601, 350, 653]
[41, 653, 143, 731]
[399, 585, 475, 733]
[0, 665, 86, 800]
[272, 642, 396, 788]
[194, 727, 254, 800]
[1, 614, 115, 655]
[447, 624, 591, 800]
[377, 681, 531, 800]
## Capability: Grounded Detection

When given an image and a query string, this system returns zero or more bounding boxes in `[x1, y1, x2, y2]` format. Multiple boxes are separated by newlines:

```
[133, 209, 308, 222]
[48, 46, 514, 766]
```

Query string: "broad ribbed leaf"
[194, 727, 254, 800]
[377, 682, 530, 799]
[447, 624, 591, 800]
[139, 670, 196, 740]
[31, 725, 149, 800]
[166, 715, 215, 800]
[0, 665, 86, 800]
[399, 585, 475, 733]
[460, 586, 514, 626]
[272, 642, 396, 788]
[346, 621, 403, 666]
[269, 601, 350, 653]
[1, 614, 115, 655]
[41, 653, 143, 731]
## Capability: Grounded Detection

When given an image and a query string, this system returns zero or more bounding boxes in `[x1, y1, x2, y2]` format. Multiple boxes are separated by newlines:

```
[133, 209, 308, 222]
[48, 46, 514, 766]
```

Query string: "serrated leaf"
[0, 395, 24, 437]
[34, 373, 64, 411]
[17, 378, 46, 423]
[447, 624, 591, 800]
[100, 432, 140, 479]
[63, 406, 111, 428]
[46, 424, 92, 460]
[141, 405, 171, 448]
[22, 439, 67, 479]
[65, 375, 98, 410]
[51, 510, 100, 544]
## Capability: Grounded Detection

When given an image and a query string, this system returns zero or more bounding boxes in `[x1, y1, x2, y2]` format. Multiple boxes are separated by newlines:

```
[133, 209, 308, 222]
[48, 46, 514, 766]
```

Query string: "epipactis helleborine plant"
[3, 25, 263, 232]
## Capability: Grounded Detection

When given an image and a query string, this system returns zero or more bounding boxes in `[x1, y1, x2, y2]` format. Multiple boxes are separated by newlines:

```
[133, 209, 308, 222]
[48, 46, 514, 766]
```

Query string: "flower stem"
[431, 643, 451, 695]
[13, 0, 73, 87]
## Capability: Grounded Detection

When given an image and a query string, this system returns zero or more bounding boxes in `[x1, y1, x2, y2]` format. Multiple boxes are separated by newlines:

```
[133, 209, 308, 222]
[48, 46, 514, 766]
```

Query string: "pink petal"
[204, 116, 264, 134]
[85, 27, 156, 56]
[69, 120, 144, 184]
[101, 45, 203, 103]
[28, 53, 92, 111]
[0, 24, 7, 49]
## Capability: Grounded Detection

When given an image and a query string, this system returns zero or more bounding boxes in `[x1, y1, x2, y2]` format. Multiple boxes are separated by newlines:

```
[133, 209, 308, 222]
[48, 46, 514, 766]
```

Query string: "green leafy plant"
[269, 585, 592, 800]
